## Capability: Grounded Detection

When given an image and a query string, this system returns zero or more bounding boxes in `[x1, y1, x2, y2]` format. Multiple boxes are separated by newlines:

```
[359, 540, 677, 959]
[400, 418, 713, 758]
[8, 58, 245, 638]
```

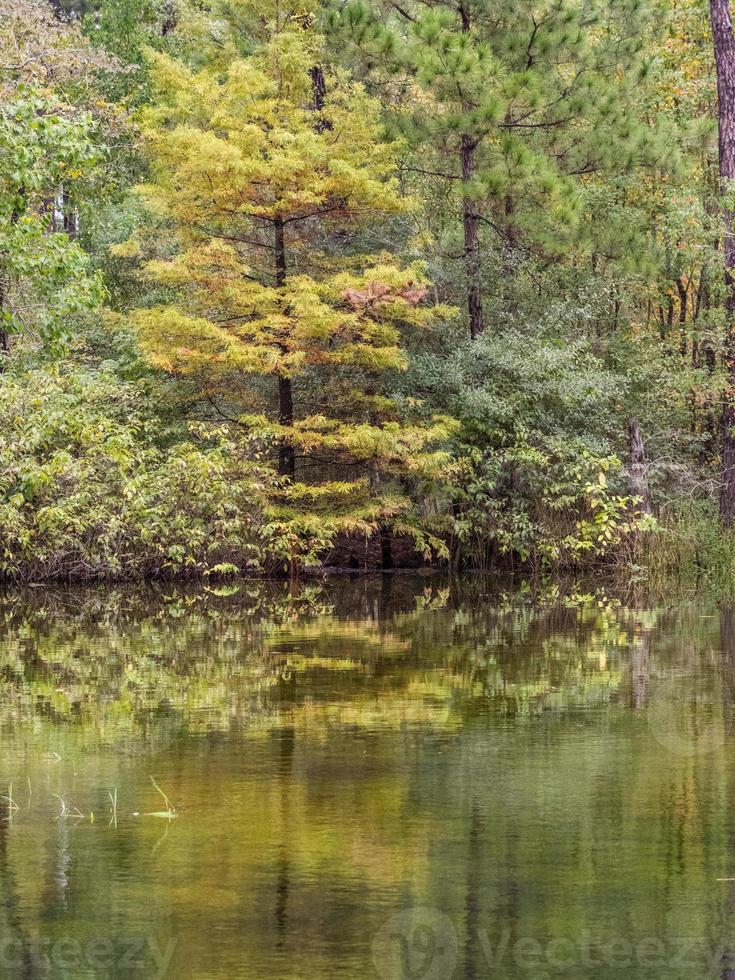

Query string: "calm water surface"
[0, 577, 734, 979]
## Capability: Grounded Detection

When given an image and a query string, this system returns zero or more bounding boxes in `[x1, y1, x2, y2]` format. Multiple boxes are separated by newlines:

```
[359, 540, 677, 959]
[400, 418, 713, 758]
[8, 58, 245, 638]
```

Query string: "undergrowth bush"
[642, 500, 735, 594]
[0, 365, 330, 580]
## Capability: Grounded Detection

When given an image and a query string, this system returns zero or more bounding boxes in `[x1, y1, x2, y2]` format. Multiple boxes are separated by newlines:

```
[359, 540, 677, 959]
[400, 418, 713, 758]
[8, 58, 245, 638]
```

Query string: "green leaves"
[0, 364, 298, 580]
[0, 90, 104, 351]
[0, 91, 99, 206]
[0, 218, 104, 346]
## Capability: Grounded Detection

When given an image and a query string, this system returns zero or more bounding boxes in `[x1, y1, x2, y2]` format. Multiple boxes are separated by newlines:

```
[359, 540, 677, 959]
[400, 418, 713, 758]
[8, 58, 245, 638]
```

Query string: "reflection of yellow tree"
[0, 583, 703, 745]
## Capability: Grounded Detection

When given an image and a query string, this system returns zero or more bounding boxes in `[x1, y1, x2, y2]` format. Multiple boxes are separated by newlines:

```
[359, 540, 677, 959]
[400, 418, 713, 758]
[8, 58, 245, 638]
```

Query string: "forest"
[1, 0, 734, 582]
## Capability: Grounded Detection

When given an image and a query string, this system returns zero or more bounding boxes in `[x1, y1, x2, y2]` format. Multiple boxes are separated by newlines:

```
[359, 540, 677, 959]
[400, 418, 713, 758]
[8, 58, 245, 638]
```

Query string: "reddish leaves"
[341, 281, 427, 310]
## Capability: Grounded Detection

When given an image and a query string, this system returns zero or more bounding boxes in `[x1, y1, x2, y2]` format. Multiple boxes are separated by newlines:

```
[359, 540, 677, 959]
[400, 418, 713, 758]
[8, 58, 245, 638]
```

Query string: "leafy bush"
[0, 364, 330, 580]
[642, 499, 735, 596]
[409, 328, 640, 567]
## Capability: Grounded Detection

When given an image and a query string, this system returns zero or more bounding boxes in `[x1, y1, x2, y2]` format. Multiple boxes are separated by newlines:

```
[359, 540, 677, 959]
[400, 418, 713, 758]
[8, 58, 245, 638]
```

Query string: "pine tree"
[126, 1, 455, 558]
[330, 0, 663, 339]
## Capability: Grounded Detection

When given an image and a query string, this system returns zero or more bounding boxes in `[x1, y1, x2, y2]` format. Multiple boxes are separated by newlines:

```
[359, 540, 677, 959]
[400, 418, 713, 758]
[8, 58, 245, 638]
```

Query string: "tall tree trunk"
[677, 275, 688, 357]
[379, 525, 394, 570]
[457, 2, 484, 340]
[710, 0, 735, 525]
[628, 417, 653, 516]
[274, 217, 295, 479]
[461, 134, 484, 339]
[695, 264, 708, 321]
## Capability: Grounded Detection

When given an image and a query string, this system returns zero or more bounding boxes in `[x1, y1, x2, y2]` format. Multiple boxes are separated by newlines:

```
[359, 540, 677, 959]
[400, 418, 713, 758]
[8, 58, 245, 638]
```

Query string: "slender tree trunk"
[628, 418, 653, 516]
[710, 0, 735, 524]
[278, 375, 295, 477]
[461, 134, 484, 339]
[274, 217, 295, 479]
[677, 275, 688, 357]
[695, 265, 707, 320]
[457, 2, 484, 340]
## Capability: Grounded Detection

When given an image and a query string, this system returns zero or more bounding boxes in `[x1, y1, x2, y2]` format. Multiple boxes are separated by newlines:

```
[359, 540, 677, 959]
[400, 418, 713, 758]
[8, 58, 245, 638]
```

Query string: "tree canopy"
[1, 0, 735, 583]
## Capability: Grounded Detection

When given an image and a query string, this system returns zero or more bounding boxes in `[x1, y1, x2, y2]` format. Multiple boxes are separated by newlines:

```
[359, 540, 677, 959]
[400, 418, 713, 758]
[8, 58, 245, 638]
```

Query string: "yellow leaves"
[223, 59, 275, 108]
[143, 127, 269, 219]
[139, 33, 409, 229]
[133, 182, 171, 219]
[135, 264, 407, 378]
[133, 248, 443, 382]
[279, 479, 367, 502]
[144, 49, 194, 97]
[408, 229, 436, 252]
[267, 27, 322, 103]
[109, 238, 142, 259]
[133, 308, 278, 375]
[330, 343, 407, 372]
[238, 413, 456, 479]
[286, 280, 343, 346]
[165, 126, 244, 176]
[134, 308, 227, 373]
[329, 263, 447, 330]
[144, 240, 264, 297]
[143, 256, 190, 285]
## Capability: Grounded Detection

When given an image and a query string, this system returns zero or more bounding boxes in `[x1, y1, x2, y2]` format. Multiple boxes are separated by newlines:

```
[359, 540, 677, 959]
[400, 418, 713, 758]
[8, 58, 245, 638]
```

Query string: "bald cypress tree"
[125, 1, 455, 558]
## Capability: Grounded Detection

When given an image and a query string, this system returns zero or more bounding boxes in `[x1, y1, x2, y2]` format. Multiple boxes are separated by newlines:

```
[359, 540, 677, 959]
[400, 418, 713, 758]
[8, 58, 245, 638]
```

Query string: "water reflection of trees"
[1, 581, 735, 978]
[0, 579, 729, 747]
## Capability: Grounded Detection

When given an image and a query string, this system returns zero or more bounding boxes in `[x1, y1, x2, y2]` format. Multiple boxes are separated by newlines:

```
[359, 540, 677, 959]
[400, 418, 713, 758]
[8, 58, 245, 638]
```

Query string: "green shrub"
[0, 364, 329, 580]
[408, 328, 639, 568]
[642, 500, 735, 595]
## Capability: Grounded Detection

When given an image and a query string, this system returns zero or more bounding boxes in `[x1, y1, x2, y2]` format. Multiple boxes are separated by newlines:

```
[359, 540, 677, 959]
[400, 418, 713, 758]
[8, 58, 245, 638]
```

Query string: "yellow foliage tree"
[127, 1, 456, 560]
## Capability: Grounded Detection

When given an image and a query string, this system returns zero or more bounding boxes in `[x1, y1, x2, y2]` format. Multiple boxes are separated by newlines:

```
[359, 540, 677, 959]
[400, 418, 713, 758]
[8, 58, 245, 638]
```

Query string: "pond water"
[0, 576, 734, 979]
